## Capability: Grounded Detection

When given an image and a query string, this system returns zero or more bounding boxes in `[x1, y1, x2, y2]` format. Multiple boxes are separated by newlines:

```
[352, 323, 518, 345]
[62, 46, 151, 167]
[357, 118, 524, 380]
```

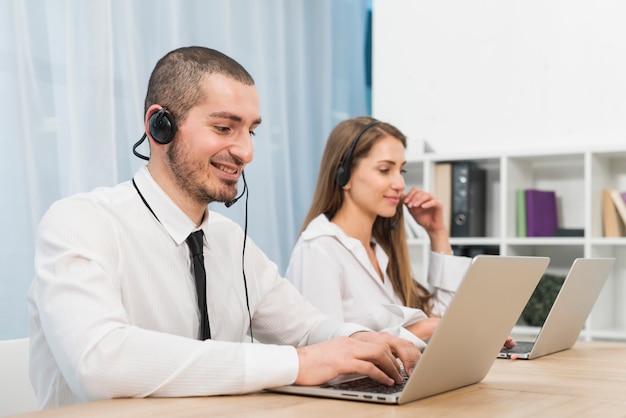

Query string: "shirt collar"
[302, 213, 390, 279]
[301, 214, 356, 247]
[132, 166, 209, 246]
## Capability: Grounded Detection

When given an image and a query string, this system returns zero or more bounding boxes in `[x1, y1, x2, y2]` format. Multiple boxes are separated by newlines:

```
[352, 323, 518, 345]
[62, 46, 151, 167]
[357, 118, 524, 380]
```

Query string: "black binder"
[451, 161, 486, 237]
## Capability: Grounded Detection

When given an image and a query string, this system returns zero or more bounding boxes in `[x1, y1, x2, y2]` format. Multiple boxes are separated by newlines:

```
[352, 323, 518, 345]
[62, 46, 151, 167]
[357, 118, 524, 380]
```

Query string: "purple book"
[525, 189, 558, 237]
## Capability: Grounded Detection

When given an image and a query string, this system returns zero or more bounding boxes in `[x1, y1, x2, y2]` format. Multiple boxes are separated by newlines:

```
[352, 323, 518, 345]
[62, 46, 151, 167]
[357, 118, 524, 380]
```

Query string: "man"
[28, 46, 419, 409]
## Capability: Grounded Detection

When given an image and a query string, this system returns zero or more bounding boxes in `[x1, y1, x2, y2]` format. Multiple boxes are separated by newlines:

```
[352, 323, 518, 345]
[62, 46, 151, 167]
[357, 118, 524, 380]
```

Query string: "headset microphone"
[225, 171, 247, 208]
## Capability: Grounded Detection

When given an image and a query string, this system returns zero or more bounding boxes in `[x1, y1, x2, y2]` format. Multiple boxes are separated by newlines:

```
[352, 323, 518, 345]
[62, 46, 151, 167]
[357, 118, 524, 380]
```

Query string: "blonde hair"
[300, 117, 434, 315]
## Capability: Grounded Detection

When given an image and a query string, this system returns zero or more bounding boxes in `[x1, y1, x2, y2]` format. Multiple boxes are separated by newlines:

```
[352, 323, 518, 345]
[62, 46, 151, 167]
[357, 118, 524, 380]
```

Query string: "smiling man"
[27, 46, 419, 409]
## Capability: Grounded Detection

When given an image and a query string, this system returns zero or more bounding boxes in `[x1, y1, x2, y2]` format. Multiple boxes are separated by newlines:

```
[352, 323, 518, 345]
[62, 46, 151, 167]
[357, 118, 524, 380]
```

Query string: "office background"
[4, 0, 626, 341]
[0, 0, 372, 339]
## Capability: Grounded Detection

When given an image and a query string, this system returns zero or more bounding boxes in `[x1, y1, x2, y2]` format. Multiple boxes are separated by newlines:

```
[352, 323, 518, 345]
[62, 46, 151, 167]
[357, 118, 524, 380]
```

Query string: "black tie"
[186, 230, 211, 340]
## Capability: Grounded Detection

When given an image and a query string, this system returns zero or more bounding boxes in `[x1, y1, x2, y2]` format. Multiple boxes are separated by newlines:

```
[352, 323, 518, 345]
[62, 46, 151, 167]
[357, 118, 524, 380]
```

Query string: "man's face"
[167, 73, 261, 205]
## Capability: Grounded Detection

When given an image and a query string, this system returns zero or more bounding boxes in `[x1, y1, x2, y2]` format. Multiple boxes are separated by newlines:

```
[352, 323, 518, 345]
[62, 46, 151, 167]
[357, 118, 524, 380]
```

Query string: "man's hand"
[295, 332, 420, 387]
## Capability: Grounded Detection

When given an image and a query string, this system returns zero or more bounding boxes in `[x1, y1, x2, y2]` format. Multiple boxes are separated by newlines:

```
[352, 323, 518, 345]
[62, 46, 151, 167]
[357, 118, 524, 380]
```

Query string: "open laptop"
[269, 255, 549, 405]
[499, 257, 615, 360]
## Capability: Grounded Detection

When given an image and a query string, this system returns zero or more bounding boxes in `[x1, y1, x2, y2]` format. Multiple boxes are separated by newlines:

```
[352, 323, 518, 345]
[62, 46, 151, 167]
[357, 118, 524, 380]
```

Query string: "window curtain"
[0, 0, 370, 339]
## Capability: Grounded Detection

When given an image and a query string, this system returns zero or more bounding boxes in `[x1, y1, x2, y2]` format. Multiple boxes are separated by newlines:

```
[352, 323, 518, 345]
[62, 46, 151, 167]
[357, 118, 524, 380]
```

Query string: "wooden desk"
[15, 341, 626, 417]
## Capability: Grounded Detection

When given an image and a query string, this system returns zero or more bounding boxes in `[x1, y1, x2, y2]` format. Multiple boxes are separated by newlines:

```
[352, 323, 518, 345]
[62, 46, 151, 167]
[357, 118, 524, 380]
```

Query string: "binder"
[450, 161, 486, 237]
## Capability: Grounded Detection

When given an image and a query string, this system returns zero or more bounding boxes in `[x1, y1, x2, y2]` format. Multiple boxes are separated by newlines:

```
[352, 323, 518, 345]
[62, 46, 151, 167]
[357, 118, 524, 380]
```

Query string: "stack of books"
[516, 189, 582, 237]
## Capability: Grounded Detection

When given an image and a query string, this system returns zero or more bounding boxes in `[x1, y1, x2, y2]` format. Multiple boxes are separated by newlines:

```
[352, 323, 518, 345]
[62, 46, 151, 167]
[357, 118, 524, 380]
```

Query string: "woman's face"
[344, 135, 406, 219]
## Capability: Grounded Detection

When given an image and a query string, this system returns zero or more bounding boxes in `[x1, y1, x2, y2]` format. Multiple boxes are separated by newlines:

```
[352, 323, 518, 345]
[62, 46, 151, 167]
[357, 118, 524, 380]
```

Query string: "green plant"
[521, 273, 566, 327]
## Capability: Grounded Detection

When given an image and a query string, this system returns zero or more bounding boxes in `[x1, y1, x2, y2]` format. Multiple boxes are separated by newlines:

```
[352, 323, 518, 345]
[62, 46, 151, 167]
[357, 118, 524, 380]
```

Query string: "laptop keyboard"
[500, 340, 534, 354]
[321, 370, 408, 394]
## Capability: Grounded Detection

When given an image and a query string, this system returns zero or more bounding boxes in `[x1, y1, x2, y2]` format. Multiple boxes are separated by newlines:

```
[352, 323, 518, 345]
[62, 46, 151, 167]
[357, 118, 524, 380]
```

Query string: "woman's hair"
[300, 116, 434, 315]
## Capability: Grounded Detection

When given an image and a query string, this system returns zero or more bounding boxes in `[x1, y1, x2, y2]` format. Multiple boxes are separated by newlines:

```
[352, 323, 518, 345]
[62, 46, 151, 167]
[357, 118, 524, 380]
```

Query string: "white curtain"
[0, 0, 370, 338]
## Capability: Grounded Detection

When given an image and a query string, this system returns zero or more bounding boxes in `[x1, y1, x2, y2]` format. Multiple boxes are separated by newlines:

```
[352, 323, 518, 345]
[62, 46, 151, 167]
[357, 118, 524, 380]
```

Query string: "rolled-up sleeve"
[427, 252, 472, 316]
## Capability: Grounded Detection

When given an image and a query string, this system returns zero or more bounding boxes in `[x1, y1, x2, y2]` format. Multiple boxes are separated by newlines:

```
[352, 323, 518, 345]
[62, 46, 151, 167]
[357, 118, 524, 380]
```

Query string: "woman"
[286, 117, 480, 349]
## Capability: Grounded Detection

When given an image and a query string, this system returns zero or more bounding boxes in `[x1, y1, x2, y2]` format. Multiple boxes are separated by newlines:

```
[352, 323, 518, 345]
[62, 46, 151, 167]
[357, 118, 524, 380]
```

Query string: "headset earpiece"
[335, 120, 381, 188]
[335, 165, 350, 188]
[149, 106, 176, 145]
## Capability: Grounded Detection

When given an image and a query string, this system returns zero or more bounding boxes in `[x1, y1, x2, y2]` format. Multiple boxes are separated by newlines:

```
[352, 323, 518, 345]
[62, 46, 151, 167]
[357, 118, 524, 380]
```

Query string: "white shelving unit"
[407, 146, 626, 341]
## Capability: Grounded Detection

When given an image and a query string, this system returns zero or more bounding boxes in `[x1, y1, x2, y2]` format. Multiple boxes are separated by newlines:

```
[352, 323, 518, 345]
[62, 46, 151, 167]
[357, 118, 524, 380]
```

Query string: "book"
[610, 189, 626, 228]
[554, 228, 584, 237]
[434, 162, 452, 232]
[525, 189, 558, 237]
[602, 189, 625, 237]
[516, 189, 527, 237]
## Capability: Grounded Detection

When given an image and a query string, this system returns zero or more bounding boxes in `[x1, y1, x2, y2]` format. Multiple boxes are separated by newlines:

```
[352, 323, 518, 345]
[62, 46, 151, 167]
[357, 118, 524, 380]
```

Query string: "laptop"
[499, 257, 615, 360]
[269, 255, 549, 404]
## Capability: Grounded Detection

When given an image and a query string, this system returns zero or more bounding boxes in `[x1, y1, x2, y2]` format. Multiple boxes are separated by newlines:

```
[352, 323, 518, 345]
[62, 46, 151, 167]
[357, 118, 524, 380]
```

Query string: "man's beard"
[166, 139, 238, 205]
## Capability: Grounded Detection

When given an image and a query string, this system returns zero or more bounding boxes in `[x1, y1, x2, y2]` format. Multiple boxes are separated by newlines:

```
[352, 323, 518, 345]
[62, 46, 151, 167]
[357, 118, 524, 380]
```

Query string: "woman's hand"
[403, 187, 445, 232]
[504, 336, 516, 349]
[403, 187, 452, 254]
[405, 317, 440, 341]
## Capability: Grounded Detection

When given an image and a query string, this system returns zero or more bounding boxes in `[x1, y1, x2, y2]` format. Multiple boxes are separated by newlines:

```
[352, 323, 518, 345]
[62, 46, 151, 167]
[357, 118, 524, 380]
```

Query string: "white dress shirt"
[28, 166, 367, 409]
[285, 214, 472, 348]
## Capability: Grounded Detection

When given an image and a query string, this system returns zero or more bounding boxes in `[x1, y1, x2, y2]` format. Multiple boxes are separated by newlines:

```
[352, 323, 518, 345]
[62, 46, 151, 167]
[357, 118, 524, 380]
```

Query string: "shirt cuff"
[397, 327, 428, 351]
[243, 344, 300, 391]
[428, 251, 472, 291]
[381, 304, 429, 350]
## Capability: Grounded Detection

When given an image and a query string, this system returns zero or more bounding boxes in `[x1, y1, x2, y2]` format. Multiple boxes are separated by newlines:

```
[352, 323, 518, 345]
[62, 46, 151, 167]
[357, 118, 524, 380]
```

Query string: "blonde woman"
[287, 117, 513, 350]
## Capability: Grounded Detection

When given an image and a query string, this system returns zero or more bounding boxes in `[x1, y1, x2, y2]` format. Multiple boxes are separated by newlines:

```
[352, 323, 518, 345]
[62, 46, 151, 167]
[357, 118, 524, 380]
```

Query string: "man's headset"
[225, 172, 247, 208]
[133, 106, 177, 161]
[335, 120, 381, 188]
[132, 106, 245, 209]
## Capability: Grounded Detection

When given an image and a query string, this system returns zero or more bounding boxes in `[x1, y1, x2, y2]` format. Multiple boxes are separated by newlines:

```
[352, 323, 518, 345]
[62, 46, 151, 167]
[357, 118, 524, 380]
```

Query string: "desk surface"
[15, 341, 626, 417]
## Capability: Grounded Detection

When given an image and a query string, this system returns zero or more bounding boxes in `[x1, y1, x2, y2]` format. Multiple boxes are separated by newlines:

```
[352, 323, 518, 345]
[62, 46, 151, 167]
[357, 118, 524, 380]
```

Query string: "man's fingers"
[390, 340, 420, 376]
[352, 340, 403, 383]
[353, 360, 396, 386]
[365, 339, 417, 383]
[374, 348, 404, 384]
[348, 332, 421, 383]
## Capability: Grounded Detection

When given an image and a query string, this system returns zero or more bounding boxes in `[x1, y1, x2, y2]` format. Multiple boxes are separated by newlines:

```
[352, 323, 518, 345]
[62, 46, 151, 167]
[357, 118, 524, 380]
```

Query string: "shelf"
[504, 238, 585, 246]
[449, 237, 501, 246]
[407, 148, 626, 342]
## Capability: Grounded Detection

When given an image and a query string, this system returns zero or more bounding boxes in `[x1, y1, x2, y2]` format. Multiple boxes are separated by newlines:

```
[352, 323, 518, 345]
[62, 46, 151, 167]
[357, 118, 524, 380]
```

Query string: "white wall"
[372, 0, 626, 157]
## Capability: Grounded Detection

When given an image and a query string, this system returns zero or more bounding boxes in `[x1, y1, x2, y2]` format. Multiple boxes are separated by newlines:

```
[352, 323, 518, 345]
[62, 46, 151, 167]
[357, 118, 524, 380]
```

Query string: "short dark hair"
[144, 46, 255, 125]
